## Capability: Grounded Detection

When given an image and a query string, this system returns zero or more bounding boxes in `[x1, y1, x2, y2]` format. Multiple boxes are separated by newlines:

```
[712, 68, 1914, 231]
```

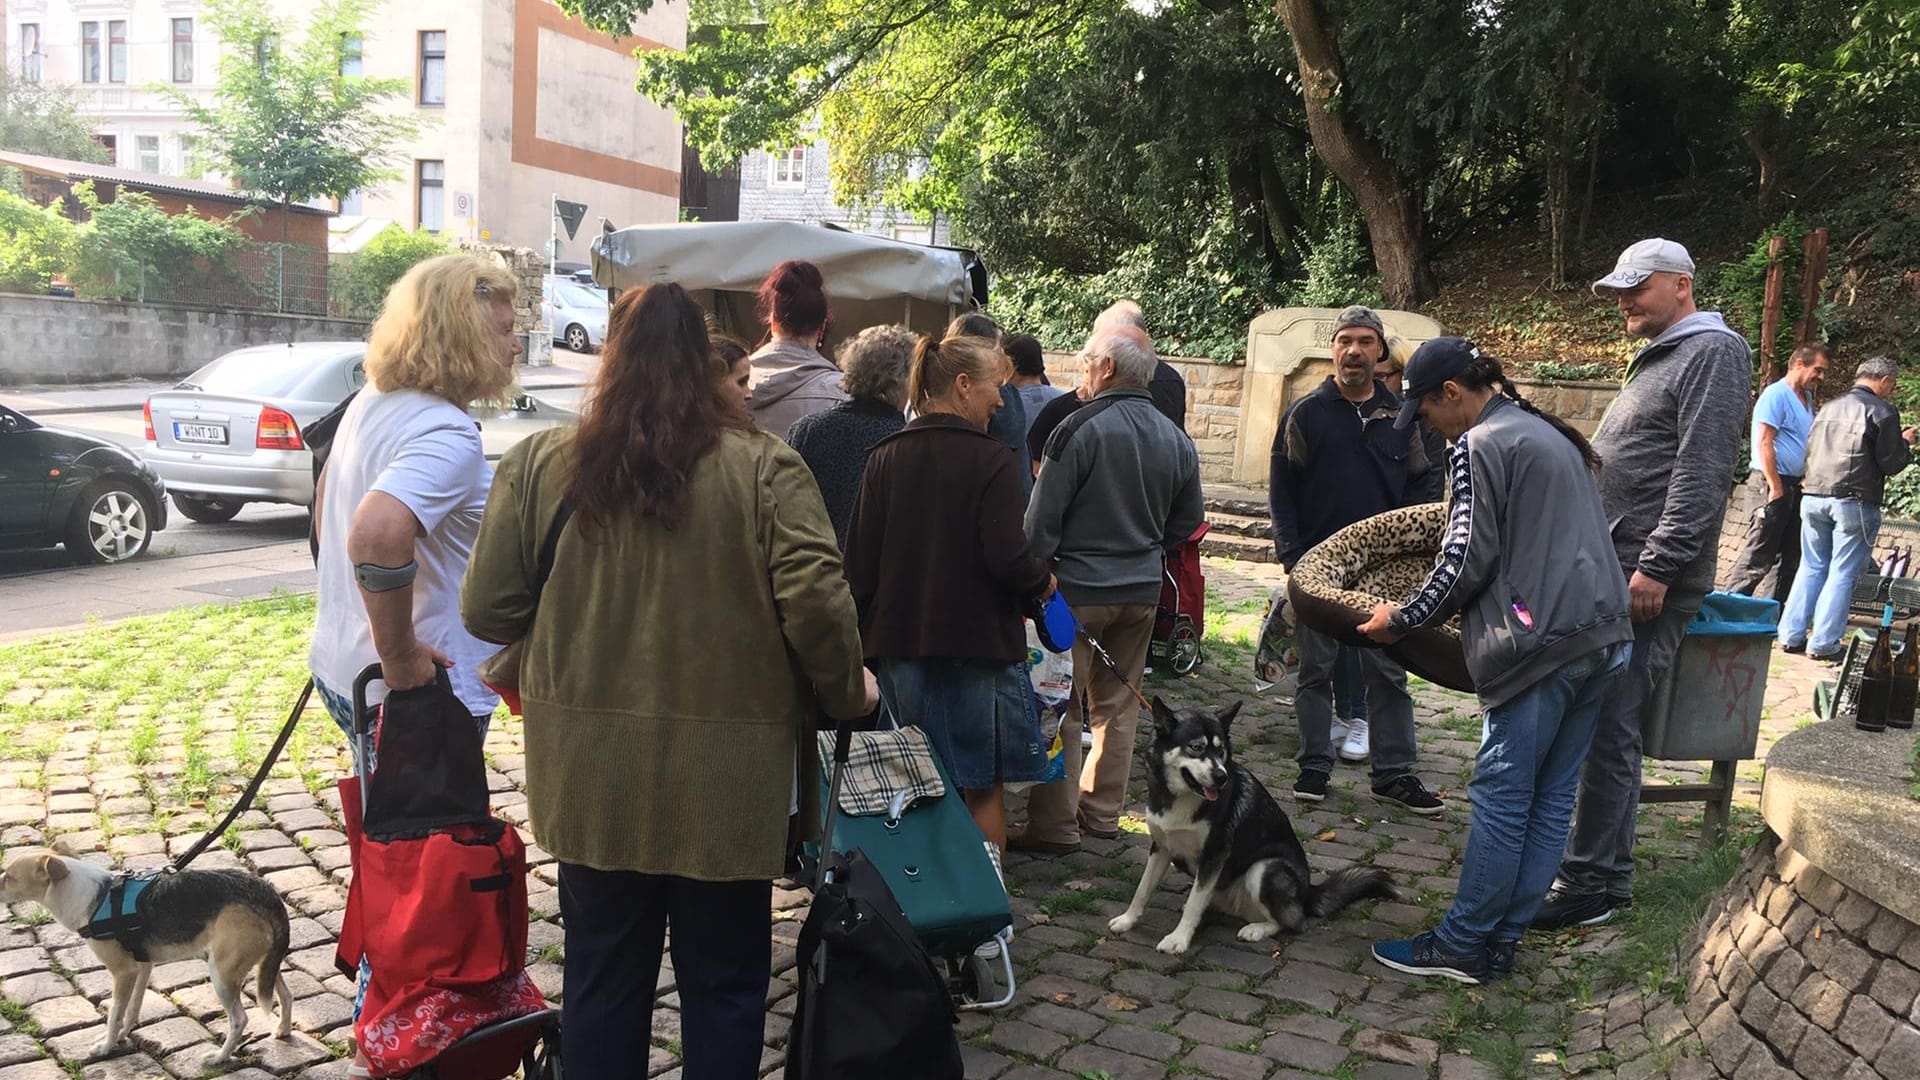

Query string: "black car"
[0, 403, 168, 564]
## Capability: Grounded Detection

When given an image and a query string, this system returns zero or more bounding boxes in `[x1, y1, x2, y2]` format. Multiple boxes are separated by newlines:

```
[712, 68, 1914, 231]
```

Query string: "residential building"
[3, 0, 684, 262]
[735, 136, 950, 246]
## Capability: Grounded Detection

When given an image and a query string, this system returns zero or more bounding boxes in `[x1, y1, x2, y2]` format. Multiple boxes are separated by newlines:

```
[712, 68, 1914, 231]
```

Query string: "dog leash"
[171, 679, 314, 871]
[1076, 624, 1155, 712]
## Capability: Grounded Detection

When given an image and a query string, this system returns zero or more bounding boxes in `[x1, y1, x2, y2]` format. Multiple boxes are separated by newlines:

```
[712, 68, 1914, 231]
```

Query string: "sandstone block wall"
[1678, 833, 1920, 1078]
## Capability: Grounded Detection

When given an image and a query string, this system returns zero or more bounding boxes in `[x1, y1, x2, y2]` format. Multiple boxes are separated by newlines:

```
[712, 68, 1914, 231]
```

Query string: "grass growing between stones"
[1566, 814, 1765, 1003]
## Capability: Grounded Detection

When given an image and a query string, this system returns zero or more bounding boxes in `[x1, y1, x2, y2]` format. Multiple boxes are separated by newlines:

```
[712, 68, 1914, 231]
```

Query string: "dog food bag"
[1254, 584, 1299, 696]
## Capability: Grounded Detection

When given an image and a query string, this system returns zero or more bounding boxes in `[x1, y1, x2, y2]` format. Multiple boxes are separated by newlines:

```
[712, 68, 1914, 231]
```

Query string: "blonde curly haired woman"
[308, 254, 521, 1074]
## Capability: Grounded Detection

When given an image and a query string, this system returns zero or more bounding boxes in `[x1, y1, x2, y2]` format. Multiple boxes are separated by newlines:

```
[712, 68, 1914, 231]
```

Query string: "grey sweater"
[1591, 311, 1751, 595]
[1389, 396, 1633, 707]
[1025, 387, 1205, 606]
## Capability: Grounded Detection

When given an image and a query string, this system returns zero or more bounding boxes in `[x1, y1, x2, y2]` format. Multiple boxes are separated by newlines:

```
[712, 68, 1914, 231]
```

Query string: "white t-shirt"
[310, 389, 501, 716]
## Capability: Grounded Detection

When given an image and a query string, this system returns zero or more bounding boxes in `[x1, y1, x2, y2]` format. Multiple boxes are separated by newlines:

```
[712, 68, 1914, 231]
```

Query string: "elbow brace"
[354, 559, 418, 593]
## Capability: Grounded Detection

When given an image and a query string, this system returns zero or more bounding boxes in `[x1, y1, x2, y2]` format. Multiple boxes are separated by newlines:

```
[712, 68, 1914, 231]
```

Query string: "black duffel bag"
[785, 724, 962, 1080]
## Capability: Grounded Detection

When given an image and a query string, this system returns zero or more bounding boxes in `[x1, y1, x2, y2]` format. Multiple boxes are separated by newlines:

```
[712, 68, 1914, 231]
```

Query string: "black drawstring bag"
[785, 723, 962, 1080]
[361, 668, 490, 839]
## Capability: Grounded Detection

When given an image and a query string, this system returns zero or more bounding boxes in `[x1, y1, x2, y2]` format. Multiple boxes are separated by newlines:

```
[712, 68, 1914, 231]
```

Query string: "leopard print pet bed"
[1284, 503, 1475, 693]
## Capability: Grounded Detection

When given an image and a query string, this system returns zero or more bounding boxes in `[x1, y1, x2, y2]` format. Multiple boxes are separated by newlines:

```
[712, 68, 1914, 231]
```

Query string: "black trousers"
[1727, 472, 1803, 603]
[557, 863, 771, 1080]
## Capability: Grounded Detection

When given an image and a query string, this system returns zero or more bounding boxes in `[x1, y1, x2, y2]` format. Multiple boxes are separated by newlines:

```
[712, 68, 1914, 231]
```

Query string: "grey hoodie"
[1389, 396, 1633, 706]
[749, 340, 849, 442]
[1591, 310, 1752, 595]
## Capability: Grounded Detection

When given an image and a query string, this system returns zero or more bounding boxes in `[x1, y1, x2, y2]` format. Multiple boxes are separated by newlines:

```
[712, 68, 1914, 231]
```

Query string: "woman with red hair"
[748, 259, 847, 439]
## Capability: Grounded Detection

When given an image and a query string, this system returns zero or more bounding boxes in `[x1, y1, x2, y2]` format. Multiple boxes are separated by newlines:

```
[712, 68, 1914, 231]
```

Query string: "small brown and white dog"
[0, 851, 293, 1062]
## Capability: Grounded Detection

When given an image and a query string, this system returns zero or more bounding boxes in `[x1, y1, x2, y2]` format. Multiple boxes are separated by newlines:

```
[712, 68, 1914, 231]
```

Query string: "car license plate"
[173, 422, 227, 445]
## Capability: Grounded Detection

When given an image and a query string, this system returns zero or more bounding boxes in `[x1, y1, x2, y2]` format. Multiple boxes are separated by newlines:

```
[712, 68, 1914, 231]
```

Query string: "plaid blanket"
[818, 725, 947, 818]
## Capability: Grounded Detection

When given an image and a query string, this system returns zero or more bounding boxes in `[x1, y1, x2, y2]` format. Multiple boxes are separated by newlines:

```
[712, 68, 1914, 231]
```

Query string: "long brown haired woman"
[463, 282, 877, 1080]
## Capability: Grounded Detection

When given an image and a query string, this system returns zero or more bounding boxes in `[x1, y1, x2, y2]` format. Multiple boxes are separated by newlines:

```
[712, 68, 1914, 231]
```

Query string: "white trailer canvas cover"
[590, 220, 986, 347]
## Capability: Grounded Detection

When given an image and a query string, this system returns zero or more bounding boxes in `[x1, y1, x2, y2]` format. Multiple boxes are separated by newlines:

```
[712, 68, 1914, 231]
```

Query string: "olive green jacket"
[462, 427, 868, 881]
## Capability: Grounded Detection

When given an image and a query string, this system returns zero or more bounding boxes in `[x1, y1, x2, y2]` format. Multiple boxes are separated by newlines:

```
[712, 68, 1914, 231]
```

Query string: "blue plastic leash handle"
[1035, 590, 1079, 654]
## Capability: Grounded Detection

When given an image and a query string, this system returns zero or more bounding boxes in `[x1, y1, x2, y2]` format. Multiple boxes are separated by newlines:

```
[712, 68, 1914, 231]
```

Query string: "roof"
[0, 150, 334, 216]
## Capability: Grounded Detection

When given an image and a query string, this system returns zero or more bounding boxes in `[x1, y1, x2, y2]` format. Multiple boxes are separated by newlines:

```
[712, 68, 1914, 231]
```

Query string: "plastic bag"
[1011, 624, 1072, 791]
[1254, 584, 1299, 696]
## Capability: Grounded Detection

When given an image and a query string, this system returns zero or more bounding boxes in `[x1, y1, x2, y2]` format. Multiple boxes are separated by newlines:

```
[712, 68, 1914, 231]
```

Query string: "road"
[0, 350, 595, 582]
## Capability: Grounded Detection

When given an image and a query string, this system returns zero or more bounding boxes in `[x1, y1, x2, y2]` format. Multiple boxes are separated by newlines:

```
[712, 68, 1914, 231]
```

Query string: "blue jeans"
[1334, 647, 1368, 723]
[1779, 495, 1882, 654]
[1433, 642, 1630, 955]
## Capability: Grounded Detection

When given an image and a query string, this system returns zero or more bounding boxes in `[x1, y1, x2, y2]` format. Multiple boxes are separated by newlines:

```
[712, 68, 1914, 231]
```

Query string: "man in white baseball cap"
[1534, 238, 1752, 931]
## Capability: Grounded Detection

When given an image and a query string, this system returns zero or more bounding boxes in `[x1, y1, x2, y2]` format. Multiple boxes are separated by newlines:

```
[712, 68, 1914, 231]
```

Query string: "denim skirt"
[874, 657, 1049, 790]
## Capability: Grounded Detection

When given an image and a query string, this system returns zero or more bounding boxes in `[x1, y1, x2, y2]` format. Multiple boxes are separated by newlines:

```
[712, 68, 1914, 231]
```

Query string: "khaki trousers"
[1025, 602, 1156, 843]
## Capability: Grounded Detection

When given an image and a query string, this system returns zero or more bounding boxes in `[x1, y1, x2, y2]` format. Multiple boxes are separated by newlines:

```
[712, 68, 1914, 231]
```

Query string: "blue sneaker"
[1487, 940, 1516, 980]
[1371, 932, 1489, 984]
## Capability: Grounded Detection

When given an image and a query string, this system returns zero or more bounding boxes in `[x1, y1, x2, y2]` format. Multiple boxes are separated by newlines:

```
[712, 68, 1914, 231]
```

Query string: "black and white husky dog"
[1109, 698, 1398, 954]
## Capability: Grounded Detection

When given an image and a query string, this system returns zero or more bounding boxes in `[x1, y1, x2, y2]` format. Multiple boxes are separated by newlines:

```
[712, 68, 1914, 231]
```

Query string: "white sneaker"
[1329, 718, 1350, 749]
[1339, 718, 1370, 762]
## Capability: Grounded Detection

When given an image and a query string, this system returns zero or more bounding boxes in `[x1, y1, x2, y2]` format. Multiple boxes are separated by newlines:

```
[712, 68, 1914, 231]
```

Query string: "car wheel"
[172, 492, 244, 524]
[564, 324, 590, 352]
[67, 480, 157, 564]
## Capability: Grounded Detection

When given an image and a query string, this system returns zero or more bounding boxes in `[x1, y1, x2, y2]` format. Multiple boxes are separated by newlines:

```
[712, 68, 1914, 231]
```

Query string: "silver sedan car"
[144, 342, 575, 523]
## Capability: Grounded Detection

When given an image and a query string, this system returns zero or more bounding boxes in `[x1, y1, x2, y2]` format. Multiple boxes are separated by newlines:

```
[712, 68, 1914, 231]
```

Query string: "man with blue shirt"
[1727, 344, 1829, 601]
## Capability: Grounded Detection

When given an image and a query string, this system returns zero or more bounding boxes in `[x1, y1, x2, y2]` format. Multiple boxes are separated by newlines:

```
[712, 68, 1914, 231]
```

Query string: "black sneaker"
[1529, 887, 1626, 930]
[1371, 773, 1445, 816]
[1486, 940, 1516, 980]
[1371, 932, 1489, 984]
[1781, 641, 1806, 655]
[1808, 647, 1845, 663]
[1292, 769, 1330, 802]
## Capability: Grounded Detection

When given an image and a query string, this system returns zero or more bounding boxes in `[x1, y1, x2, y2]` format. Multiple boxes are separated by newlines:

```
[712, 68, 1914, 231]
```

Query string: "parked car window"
[185, 348, 357, 400]
[557, 283, 606, 309]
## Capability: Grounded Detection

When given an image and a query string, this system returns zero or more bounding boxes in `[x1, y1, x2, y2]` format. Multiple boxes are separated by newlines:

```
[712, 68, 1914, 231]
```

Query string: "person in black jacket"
[786, 325, 914, 549]
[1093, 300, 1187, 431]
[1269, 304, 1442, 815]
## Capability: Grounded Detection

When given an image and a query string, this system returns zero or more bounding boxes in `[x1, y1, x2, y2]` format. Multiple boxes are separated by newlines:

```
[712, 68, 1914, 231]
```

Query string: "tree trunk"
[1743, 127, 1778, 215]
[1272, 0, 1435, 307]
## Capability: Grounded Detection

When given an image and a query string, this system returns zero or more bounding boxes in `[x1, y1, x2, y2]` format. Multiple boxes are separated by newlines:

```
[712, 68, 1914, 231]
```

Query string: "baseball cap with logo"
[1394, 336, 1483, 430]
[1592, 238, 1696, 294]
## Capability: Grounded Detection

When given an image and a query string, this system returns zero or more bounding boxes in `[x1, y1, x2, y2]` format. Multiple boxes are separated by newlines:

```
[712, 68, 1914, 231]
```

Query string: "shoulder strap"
[1042, 395, 1126, 463]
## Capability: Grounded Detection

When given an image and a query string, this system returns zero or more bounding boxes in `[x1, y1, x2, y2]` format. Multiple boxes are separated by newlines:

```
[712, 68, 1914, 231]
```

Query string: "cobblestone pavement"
[0, 561, 1831, 1079]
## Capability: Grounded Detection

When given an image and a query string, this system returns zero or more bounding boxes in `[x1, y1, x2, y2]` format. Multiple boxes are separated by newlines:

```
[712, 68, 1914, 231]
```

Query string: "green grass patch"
[1566, 819, 1763, 1002]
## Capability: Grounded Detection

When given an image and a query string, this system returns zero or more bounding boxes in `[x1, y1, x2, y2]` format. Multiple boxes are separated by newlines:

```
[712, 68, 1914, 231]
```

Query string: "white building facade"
[4, 0, 684, 261]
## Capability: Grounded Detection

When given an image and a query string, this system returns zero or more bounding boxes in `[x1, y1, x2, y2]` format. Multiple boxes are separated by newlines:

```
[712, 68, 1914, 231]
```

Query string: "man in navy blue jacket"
[1269, 305, 1443, 814]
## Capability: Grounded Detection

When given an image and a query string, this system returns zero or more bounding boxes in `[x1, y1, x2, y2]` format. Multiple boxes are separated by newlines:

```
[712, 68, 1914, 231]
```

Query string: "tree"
[0, 69, 110, 162]
[64, 182, 249, 301]
[1272, 0, 1434, 306]
[334, 225, 451, 318]
[166, 0, 421, 306]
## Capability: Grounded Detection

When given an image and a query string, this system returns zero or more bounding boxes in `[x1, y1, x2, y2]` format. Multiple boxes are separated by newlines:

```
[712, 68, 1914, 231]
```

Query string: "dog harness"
[79, 869, 167, 962]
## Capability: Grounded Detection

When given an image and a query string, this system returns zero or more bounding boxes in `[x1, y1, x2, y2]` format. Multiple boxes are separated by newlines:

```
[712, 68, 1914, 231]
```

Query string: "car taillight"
[143, 400, 155, 442]
[257, 406, 305, 451]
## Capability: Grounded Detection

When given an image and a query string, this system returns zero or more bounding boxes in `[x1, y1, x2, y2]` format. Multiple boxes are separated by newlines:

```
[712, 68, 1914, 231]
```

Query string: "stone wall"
[1713, 478, 1920, 593]
[0, 293, 372, 385]
[1040, 352, 1245, 482]
[1673, 831, 1920, 1078]
[1507, 377, 1621, 437]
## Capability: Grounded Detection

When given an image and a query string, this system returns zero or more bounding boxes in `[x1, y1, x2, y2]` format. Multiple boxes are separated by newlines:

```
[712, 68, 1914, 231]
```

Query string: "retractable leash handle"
[815, 714, 856, 891]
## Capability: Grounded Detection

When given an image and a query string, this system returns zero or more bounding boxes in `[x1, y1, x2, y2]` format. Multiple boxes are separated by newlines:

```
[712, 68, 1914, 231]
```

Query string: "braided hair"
[1454, 352, 1602, 473]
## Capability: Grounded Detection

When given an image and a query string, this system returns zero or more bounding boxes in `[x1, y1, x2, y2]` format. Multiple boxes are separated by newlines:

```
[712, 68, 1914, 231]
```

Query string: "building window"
[339, 189, 364, 215]
[418, 31, 446, 106]
[339, 34, 363, 77]
[136, 135, 160, 173]
[770, 147, 807, 188]
[417, 161, 444, 232]
[81, 22, 101, 83]
[19, 25, 41, 84]
[891, 223, 933, 245]
[253, 33, 278, 71]
[172, 19, 194, 83]
[94, 133, 118, 163]
[109, 20, 127, 83]
[175, 134, 197, 174]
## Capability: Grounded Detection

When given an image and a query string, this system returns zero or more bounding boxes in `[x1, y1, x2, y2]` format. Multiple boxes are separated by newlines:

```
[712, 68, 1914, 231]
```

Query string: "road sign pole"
[549, 193, 559, 281]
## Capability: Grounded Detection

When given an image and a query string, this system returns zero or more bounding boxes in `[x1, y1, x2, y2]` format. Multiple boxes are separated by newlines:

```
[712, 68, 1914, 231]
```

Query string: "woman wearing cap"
[1357, 337, 1633, 984]
[844, 332, 1056, 858]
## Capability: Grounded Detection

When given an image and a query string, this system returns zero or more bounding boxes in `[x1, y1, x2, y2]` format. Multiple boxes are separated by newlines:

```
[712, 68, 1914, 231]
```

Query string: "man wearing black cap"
[1358, 338, 1631, 983]
[1269, 304, 1443, 813]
